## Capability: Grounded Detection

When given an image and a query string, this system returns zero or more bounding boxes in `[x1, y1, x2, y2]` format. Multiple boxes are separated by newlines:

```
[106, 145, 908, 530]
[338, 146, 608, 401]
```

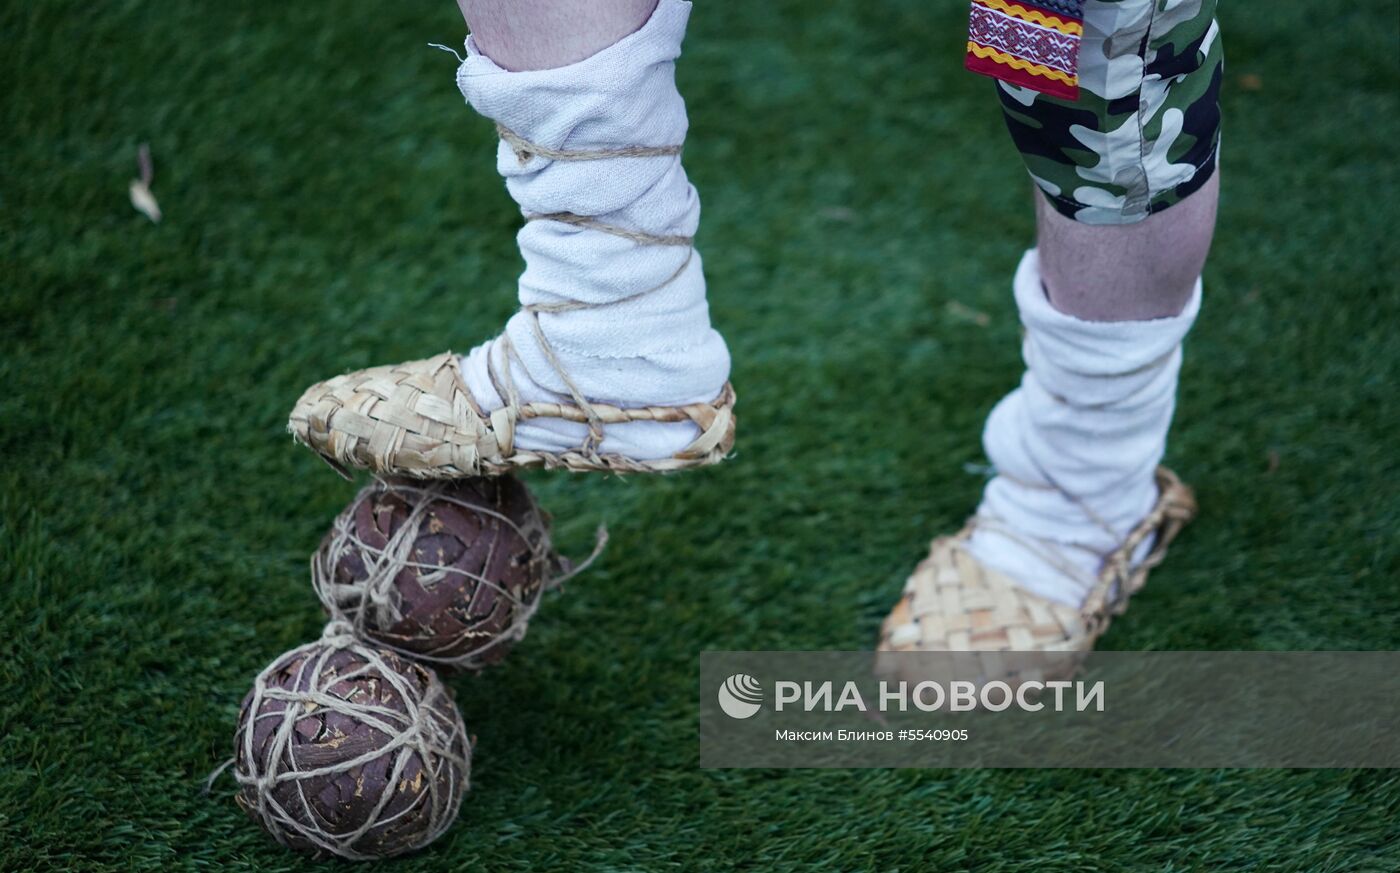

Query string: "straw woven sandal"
[876, 467, 1196, 683]
[288, 352, 735, 478]
[288, 124, 736, 479]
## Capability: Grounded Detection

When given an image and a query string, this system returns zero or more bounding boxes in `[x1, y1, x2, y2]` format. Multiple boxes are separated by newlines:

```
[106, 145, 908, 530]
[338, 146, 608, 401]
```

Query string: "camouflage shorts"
[997, 0, 1222, 225]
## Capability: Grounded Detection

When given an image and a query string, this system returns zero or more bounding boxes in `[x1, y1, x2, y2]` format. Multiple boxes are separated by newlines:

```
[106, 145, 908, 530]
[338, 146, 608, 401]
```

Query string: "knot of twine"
[320, 618, 357, 647]
[213, 631, 471, 861]
[489, 123, 692, 460]
[311, 478, 606, 670]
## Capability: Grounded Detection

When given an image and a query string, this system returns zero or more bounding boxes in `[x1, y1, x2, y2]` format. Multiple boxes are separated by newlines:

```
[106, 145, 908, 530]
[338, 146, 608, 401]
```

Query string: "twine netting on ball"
[311, 476, 601, 672]
[231, 621, 470, 860]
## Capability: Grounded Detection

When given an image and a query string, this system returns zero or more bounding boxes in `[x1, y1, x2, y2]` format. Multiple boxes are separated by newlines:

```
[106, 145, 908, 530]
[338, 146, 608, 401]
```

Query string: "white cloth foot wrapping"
[453, 0, 729, 461]
[966, 249, 1201, 607]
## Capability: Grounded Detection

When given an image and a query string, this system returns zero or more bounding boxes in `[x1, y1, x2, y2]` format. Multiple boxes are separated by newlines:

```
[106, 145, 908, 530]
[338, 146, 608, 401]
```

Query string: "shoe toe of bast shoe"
[875, 535, 1090, 688]
[288, 352, 502, 479]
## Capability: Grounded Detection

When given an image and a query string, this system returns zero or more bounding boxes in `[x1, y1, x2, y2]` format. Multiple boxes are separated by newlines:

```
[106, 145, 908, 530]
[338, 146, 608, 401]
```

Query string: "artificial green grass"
[3, 1, 1398, 870]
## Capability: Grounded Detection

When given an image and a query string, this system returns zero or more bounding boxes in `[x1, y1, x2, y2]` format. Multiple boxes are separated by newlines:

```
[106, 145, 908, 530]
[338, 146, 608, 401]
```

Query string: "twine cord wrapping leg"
[495, 122, 681, 163]
[485, 125, 698, 466]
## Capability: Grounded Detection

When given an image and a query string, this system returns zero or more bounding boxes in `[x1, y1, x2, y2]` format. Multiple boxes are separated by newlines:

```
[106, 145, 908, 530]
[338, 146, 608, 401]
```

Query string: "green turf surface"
[3, 0, 1398, 869]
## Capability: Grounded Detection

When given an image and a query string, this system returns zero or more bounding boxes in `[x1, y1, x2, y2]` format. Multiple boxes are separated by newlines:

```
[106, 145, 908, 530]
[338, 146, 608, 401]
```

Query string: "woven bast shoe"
[288, 123, 737, 480]
[288, 351, 736, 479]
[875, 467, 1197, 685]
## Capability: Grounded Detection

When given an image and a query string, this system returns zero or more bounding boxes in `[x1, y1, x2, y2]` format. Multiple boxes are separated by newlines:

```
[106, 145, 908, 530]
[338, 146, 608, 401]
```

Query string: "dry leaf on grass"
[945, 300, 991, 327]
[129, 142, 161, 223]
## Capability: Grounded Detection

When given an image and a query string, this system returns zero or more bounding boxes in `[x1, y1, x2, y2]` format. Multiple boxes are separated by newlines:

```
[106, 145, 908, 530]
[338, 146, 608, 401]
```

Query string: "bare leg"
[457, 0, 659, 71]
[1036, 172, 1219, 322]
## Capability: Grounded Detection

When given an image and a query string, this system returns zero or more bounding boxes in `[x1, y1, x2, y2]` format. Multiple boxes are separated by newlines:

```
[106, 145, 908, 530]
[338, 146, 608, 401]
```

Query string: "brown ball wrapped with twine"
[311, 476, 597, 672]
[231, 621, 470, 860]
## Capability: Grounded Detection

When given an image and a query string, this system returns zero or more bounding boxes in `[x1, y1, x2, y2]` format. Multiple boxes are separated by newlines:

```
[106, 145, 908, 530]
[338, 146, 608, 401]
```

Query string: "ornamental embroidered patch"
[965, 0, 1083, 100]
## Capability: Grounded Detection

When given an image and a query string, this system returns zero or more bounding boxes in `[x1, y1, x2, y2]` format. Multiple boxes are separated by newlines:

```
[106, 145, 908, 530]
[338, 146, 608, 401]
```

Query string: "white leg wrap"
[454, 0, 729, 460]
[966, 249, 1201, 606]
